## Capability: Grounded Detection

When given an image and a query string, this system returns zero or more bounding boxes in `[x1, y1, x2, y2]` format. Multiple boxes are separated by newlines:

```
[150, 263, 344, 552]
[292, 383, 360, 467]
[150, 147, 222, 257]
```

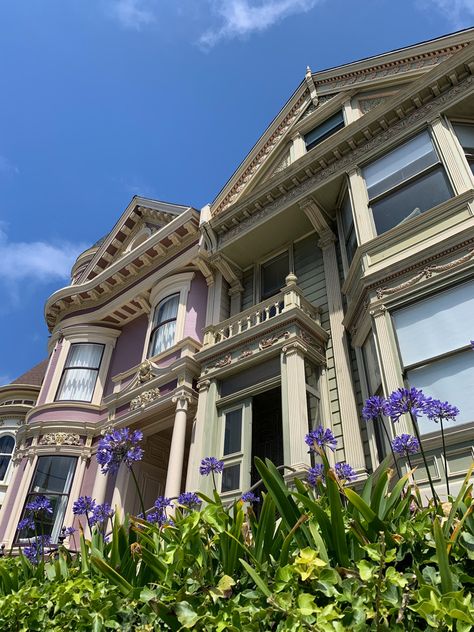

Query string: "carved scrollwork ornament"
[215, 354, 232, 368]
[130, 387, 161, 411]
[39, 433, 82, 446]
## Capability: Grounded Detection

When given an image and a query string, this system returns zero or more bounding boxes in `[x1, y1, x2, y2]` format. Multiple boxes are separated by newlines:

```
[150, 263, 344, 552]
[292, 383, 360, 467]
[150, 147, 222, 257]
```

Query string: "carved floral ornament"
[130, 387, 161, 411]
[39, 433, 82, 446]
[137, 360, 154, 383]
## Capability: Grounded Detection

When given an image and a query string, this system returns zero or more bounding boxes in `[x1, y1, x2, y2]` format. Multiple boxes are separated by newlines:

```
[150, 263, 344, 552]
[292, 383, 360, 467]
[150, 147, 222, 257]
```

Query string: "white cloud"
[0, 155, 19, 176]
[0, 224, 87, 284]
[199, 0, 319, 47]
[420, 0, 474, 27]
[105, 0, 156, 30]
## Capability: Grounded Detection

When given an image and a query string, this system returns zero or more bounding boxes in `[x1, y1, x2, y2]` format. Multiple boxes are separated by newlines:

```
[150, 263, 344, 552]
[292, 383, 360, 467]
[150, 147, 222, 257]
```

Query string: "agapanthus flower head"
[199, 457, 224, 476]
[146, 510, 173, 527]
[63, 526, 76, 537]
[72, 496, 96, 516]
[25, 495, 53, 515]
[471, 340, 474, 350]
[386, 387, 432, 422]
[307, 464, 325, 487]
[17, 517, 35, 532]
[23, 535, 51, 564]
[392, 434, 420, 456]
[241, 491, 260, 503]
[362, 395, 390, 422]
[305, 426, 337, 452]
[177, 492, 202, 509]
[335, 462, 357, 483]
[90, 503, 114, 527]
[97, 427, 144, 475]
[426, 399, 460, 423]
[154, 496, 172, 512]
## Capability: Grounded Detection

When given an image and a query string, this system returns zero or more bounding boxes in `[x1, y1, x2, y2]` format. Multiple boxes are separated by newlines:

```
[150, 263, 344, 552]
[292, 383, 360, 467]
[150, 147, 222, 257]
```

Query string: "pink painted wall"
[184, 272, 207, 342]
[37, 341, 62, 406]
[0, 457, 28, 542]
[104, 314, 148, 396]
[28, 406, 106, 424]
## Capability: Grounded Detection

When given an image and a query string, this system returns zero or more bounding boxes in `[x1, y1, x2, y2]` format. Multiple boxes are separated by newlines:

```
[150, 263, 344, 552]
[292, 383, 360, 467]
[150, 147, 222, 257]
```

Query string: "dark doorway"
[251, 387, 283, 486]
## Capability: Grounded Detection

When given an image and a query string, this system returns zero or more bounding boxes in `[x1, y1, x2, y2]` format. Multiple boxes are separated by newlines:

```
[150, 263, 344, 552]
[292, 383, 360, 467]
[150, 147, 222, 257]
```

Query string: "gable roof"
[11, 358, 48, 387]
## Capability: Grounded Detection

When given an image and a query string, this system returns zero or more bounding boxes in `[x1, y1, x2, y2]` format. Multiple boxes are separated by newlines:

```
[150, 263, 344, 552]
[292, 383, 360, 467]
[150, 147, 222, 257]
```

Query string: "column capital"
[282, 340, 307, 357]
[172, 389, 193, 410]
[197, 378, 212, 393]
[317, 231, 337, 250]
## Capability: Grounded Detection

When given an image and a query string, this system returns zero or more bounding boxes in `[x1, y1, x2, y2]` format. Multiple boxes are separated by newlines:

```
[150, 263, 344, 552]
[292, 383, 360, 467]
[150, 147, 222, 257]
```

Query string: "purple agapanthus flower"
[177, 492, 202, 508]
[470, 340, 474, 350]
[25, 495, 53, 516]
[72, 496, 96, 516]
[335, 462, 357, 483]
[392, 434, 420, 456]
[241, 491, 260, 503]
[23, 535, 51, 564]
[305, 426, 337, 452]
[307, 464, 325, 487]
[97, 427, 144, 475]
[362, 395, 390, 422]
[90, 503, 114, 527]
[17, 517, 35, 532]
[146, 510, 173, 527]
[426, 399, 460, 423]
[199, 457, 224, 476]
[386, 388, 432, 423]
[154, 496, 172, 512]
[63, 526, 76, 537]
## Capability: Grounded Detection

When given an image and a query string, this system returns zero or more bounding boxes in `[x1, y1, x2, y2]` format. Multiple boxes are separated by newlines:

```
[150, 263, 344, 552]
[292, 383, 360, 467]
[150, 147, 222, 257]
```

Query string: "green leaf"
[357, 559, 374, 581]
[433, 517, 453, 594]
[240, 558, 271, 597]
[176, 601, 201, 628]
[326, 472, 349, 567]
[90, 556, 133, 596]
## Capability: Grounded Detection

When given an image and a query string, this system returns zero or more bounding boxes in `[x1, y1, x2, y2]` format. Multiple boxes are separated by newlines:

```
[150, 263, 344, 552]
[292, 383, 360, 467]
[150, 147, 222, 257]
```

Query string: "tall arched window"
[148, 294, 180, 357]
[0, 435, 15, 481]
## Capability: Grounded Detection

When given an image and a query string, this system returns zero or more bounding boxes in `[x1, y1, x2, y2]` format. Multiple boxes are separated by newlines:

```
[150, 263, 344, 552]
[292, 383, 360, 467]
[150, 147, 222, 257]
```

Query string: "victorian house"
[0, 29, 473, 546]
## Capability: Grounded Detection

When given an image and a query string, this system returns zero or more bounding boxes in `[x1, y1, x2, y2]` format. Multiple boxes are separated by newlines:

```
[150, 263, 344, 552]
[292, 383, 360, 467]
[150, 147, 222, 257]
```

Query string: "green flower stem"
[440, 419, 450, 497]
[378, 415, 401, 478]
[130, 466, 146, 518]
[410, 413, 439, 511]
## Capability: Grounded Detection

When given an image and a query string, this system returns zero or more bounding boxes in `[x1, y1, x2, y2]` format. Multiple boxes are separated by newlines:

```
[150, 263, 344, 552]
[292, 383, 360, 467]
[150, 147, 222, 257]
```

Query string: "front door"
[251, 387, 283, 486]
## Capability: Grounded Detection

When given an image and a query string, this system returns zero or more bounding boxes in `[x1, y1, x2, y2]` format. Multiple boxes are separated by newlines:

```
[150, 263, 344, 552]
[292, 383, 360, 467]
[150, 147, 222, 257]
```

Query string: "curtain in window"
[56, 343, 103, 402]
[149, 294, 180, 357]
[0, 435, 14, 480]
[67, 343, 103, 368]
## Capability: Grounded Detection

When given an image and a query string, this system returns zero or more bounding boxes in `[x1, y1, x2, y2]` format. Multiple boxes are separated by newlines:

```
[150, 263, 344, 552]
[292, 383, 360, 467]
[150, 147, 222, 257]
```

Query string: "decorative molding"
[215, 354, 232, 368]
[305, 66, 319, 106]
[197, 379, 211, 393]
[218, 74, 474, 246]
[358, 97, 388, 114]
[213, 90, 310, 214]
[259, 331, 290, 350]
[375, 247, 474, 298]
[137, 360, 154, 384]
[239, 349, 253, 359]
[130, 387, 161, 411]
[39, 433, 82, 446]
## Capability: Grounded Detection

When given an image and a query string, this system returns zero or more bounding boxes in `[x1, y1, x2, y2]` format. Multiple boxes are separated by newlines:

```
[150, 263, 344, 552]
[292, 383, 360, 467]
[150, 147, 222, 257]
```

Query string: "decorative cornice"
[130, 387, 161, 411]
[39, 433, 82, 446]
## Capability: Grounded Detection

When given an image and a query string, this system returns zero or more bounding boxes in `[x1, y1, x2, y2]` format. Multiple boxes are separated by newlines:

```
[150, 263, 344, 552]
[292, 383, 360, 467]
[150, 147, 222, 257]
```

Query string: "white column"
[370, 305, 411, 436]
[431, 116, 473, 195]
[164, 391, 191, 499]
[290, 133, 306, 161]
[91, 463, 108, 505]
[63, 454, 87, 530]
[281, 341, 311, 471]
[319, 233, 367, 474]
[3, 454, 36, 547]
[111, 463, 131, 518]
[347, 167, 375, 245]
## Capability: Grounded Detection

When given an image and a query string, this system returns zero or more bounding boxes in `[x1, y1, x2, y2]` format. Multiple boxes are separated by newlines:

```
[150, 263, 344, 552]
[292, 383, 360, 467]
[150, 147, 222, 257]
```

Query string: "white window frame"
[143, 272, 194, 361]
[218, 400, 252, 500]
[55, 342, 105, 403]
[45, 326, 120, 406]
[0, 432, 15, 483]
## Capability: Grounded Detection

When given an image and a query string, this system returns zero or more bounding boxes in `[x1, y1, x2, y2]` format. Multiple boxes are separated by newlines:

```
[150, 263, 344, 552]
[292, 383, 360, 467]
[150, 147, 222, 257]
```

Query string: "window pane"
[407, 351, 474, 434]
[261, 252, 289, 299]
[56, 367, 98, 401]
[0, 455, 11, 480]
[30, 456, 77, 494]
[453, 123, 474, 151]
[393, 280, 474, 366]
[364, 131, 437, 198]
[67, 344, 103, 369]
[371, 166, 451, 234]
[304, 111, 344, 150]
[223, 409, 242, 455]
[0, 435, 14, 453]
[149, 320, 177, 356]
[221, 463, 240, 492]
[154, 294, 179, 326]
[362, 333, 382, 394]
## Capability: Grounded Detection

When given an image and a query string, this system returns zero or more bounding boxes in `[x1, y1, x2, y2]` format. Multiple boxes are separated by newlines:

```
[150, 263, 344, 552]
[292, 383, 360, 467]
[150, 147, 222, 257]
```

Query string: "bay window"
[363, 130, 452, 235]
[0, 435, 15, 481]
[56, 343, 104, 402]
[18, 455, 77, 543]
[453, 123, 474, 174]
[392, 280, 474, 434]
[147, 293, 180, 357]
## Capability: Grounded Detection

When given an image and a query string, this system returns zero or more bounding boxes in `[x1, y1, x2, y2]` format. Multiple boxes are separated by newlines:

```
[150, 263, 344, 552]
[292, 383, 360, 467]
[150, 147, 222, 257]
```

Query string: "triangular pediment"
[76, 197, 190, 283]
[210, 30, 472, 218]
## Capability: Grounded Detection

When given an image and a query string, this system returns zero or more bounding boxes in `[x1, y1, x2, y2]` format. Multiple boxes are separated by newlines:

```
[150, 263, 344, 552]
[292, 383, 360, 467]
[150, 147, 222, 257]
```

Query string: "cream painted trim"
[142, 272, 195, 362]
[4, 454, 37, 547]
[45, 326, 121, 406]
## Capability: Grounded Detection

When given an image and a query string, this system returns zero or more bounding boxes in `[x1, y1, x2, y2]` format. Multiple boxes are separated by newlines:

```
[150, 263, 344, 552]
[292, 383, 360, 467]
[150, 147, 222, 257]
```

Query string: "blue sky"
[0, 0, 472, 384]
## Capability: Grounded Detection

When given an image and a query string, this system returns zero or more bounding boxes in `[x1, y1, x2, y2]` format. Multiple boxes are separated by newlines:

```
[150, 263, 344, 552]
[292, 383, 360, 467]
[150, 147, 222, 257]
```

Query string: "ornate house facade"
[0, 29, 473, 546]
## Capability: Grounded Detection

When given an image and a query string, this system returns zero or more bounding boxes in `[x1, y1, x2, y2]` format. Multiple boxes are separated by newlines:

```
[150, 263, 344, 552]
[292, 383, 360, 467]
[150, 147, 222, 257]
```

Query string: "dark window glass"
[453, 123, 474, 174]
[223, 409, 242, 455]
[18, 456, 77, 543]
[370, 166, 451, 234]
[221, 464, 240, 493]
[304, 111, 345, 151]
[340, 194, 357, 264]
[0, 435, 16, 479]
[261, 252, 289, 300]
